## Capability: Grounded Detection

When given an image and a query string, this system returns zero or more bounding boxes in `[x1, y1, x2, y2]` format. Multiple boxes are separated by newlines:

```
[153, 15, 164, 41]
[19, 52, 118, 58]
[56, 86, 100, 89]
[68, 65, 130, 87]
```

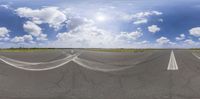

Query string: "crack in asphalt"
[54, 71, 66, 88]
[76, 66, 96, 86]
[1, 50, 200, 99]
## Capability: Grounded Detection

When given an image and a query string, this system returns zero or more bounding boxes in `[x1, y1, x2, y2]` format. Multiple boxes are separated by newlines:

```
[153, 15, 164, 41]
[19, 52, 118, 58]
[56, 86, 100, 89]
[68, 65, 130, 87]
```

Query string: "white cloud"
[133, 18, 148, 24]
[11, 35, 33, 43]
[56, 21, 117, 48]
[23, 21, 42, 37]
[132, 11, 162, 25]
[121, 11, 162, 25]
[184, 39, 195, 45]
[66, 17, 93, 30]
[184, 39, 199, 46]
[23, 21, 47, 41]
[156, 36, 170, 45]
[0, 27, 10, 38]
[189, 27, 200, 37]
[0, 27, 10, 41]
[0, 5, 9, 9]
[54, 16, 145, 48]
[117, 31, 143, 41]
[0, 37, 10, 41]
[36, 34, 47, 41]
[176, 34, 185, 41]
[148, 25, 160, 33]
[171, 39, 199, 48]
[16, 7, 67, 29]
[133, 11, 162, 19]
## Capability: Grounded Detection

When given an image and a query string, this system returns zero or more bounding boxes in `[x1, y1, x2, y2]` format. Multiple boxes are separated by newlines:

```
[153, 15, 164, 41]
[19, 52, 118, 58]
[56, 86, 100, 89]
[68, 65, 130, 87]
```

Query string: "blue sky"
[0, 0, 200, 48]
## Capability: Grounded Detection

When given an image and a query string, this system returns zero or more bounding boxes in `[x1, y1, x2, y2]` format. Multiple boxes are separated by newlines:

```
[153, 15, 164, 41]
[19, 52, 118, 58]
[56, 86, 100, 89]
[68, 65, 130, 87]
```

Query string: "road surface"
[0, 50, 199, 99]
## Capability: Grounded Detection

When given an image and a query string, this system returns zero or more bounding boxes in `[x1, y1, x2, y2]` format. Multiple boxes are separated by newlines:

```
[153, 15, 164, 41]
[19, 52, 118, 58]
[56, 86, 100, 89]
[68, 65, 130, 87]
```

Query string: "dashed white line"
[167, 50, 178, 70]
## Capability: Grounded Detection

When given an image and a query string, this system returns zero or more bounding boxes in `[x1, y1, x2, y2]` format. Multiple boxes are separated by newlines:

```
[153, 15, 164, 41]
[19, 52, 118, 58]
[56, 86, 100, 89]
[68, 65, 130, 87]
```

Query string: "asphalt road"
[0, 50, 200, 99]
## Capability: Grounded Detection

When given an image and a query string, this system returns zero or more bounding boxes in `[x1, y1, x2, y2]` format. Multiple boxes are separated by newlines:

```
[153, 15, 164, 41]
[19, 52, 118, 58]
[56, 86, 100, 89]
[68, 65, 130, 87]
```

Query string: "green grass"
[88, 48, 147, 52]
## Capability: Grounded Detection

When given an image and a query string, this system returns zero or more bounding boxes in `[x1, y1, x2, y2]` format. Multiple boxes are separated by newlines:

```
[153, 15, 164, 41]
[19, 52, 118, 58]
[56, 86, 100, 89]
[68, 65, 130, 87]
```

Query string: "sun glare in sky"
[0, 0, 200, 48]
[95, 13, 107, 22]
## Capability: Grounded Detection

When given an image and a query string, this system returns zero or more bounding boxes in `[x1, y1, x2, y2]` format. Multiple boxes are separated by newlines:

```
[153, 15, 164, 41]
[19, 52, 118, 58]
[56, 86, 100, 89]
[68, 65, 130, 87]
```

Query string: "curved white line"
[0, 51, 72, 66]
[0, 53, 80, 71]
[72, 57, 141, 72]
[0, 51, 151, 72]
[0, 56, 41, 65]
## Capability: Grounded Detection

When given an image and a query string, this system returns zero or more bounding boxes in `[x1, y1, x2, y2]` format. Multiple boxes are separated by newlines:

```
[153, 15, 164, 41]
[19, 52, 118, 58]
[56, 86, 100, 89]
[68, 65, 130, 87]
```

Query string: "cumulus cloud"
[11, 35, 33, 43]
[36, 34, 47, 41]
[156, 37, 170, 45]
[189, 27, 200, 37]
[23, 21, 47, 41]
[183, 39, 199, 46]
[0, 27, 10, 38]
[134, 11, 162, 25]
[56, 21, 117, 48]
[10, 6, 184, 48]
[133, 11, 162, 18]
[0, 27, 10, 41]
[23, 21, 42, 37]
[180, 39, 200, 48]
[148, 25, 160, 33]
[117, 31, 143, 41]
[0, 4, 9, 9]
[15, 7, 67, 29]
[133, 19, 148, 25]
[172, 39, 199, 48]
[14, 7, 163, 47]
[0, 37, 10, 41]
[66, 17, 94, 30]
[122, 11, 162, 25]
[176, 34, 185, 41]
[54, 15, 145, 48]
[184, 39, 195, 45]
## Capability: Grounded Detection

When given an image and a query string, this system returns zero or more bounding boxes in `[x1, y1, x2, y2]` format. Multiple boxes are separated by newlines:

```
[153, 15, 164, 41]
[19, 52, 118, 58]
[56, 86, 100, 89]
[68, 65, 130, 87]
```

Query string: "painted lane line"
[72, 57, 135, 72]
[167, 50, 178, 70]
[192, 53, 200, 59]
[0, 53, 81, 71]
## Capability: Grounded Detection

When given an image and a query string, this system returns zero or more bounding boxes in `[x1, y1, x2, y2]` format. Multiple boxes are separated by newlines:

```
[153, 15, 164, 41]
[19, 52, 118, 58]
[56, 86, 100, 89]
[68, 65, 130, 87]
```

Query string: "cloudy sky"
[0, 0, 200, 48]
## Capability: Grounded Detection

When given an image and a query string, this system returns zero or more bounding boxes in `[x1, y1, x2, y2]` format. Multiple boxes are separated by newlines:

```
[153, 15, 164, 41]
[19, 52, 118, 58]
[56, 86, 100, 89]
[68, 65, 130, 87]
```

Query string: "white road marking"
[0, 53, 80, 71]
[192, 53, 200, 59]
[167, 50, 178, 70]
[72, 57, 136, 72]
[0, 51, 150, 72]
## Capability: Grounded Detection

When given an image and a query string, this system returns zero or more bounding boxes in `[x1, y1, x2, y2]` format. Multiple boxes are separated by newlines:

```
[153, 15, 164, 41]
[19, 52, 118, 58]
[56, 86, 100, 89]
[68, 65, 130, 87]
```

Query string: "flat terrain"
[0, 49, 200, 99]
